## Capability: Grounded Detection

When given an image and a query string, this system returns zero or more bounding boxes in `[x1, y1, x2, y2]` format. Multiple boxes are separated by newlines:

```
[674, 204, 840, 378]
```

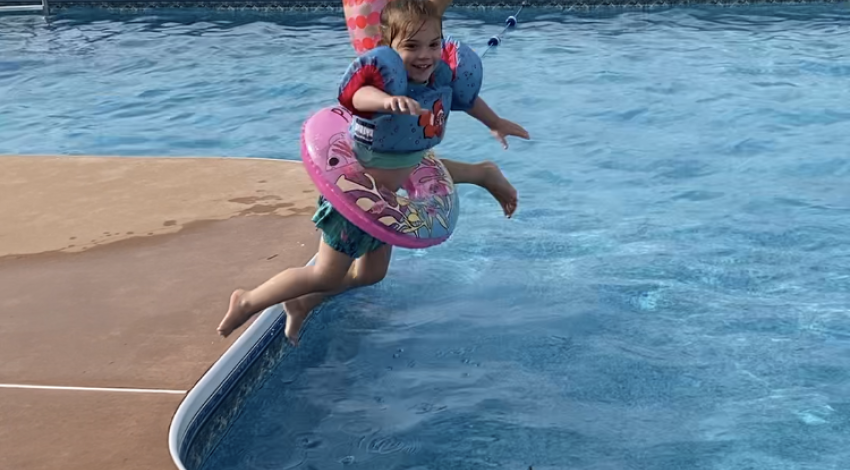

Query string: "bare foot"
[283, 296, 313, 346]
[217, 289, 256, 338]
[478, 161, 518, 218]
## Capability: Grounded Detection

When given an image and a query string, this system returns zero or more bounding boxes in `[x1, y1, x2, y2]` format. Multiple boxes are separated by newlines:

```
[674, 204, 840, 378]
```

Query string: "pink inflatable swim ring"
[301, 106, 459, 249]
[299, 0, 459, 248]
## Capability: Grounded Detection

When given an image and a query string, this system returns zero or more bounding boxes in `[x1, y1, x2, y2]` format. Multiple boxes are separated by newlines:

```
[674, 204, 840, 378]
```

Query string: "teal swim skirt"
[312, 196, 386, 259]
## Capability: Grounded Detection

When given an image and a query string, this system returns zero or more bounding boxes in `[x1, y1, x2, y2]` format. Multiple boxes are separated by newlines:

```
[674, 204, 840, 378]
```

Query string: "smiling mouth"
[412, 64, 432, 72]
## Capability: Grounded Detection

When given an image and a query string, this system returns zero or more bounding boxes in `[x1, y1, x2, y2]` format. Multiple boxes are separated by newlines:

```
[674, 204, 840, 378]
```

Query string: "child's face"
[391, 18, 442, 84]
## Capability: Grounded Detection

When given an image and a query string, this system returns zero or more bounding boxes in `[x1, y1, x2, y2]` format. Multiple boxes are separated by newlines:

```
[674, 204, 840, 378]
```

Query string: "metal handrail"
[0, 0, 48, 14]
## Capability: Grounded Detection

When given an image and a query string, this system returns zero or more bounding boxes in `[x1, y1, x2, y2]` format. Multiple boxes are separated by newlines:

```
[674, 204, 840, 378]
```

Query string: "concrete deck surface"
[0, 155, 320, 470]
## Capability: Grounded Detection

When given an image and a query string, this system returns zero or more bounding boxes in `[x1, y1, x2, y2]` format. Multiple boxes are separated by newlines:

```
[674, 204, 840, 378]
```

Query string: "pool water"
[6, 5, 850, 469]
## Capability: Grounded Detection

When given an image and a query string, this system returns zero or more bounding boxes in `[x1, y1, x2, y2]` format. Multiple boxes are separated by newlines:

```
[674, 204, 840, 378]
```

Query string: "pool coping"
[168, 256, 316, 470]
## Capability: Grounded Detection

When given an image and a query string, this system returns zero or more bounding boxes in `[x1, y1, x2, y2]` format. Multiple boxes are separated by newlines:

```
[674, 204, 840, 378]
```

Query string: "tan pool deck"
[0, 155, 321, 470]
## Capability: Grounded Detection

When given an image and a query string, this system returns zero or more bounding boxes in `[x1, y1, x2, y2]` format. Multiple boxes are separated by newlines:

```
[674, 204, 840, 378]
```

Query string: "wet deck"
[0, 155, 320, 470]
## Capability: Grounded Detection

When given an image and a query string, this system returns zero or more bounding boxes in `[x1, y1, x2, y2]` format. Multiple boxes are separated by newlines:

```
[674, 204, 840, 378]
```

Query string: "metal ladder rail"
[0, 0, 49, 16]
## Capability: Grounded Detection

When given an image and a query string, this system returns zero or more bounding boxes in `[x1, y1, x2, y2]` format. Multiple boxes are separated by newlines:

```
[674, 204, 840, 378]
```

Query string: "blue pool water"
[6, 5, 850, 469]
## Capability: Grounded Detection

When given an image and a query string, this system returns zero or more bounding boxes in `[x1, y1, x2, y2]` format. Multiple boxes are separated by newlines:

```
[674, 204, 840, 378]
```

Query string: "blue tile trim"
[10, 0, 847, 11]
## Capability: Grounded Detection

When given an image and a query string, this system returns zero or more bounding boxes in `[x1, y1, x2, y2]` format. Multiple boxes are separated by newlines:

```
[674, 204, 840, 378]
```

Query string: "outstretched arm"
[352, 86, 424, 116]
[338, 47, 425, 117]
[466, 96, 530, 149]
[466, 96, 501, 129]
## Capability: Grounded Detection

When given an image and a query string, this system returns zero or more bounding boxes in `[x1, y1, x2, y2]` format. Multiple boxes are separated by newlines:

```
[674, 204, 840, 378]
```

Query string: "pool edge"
[168, 256, 316, 470]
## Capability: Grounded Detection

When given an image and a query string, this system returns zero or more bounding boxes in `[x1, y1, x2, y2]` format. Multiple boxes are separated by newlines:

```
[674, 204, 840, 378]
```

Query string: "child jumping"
[217, 0, 529, 343]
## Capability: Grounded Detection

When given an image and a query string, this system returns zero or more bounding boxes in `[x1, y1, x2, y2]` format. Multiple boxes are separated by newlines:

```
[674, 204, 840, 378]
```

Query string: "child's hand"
[490, 118, 530, 149]
[383, 96, 425, 115]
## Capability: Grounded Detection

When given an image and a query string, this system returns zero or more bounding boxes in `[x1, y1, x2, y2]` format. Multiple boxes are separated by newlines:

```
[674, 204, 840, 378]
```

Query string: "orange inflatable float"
[343, 0, 389, 54]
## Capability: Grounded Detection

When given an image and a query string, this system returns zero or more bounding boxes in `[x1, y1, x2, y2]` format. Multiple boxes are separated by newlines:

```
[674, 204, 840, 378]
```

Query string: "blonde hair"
[379, 0, 442, 48]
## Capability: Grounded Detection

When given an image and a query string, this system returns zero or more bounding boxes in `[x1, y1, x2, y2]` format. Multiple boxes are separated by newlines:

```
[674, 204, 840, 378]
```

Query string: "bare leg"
[441, 159, 518, 218]
[283, 244, 393, 343]
[217, 239, 354, 338]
